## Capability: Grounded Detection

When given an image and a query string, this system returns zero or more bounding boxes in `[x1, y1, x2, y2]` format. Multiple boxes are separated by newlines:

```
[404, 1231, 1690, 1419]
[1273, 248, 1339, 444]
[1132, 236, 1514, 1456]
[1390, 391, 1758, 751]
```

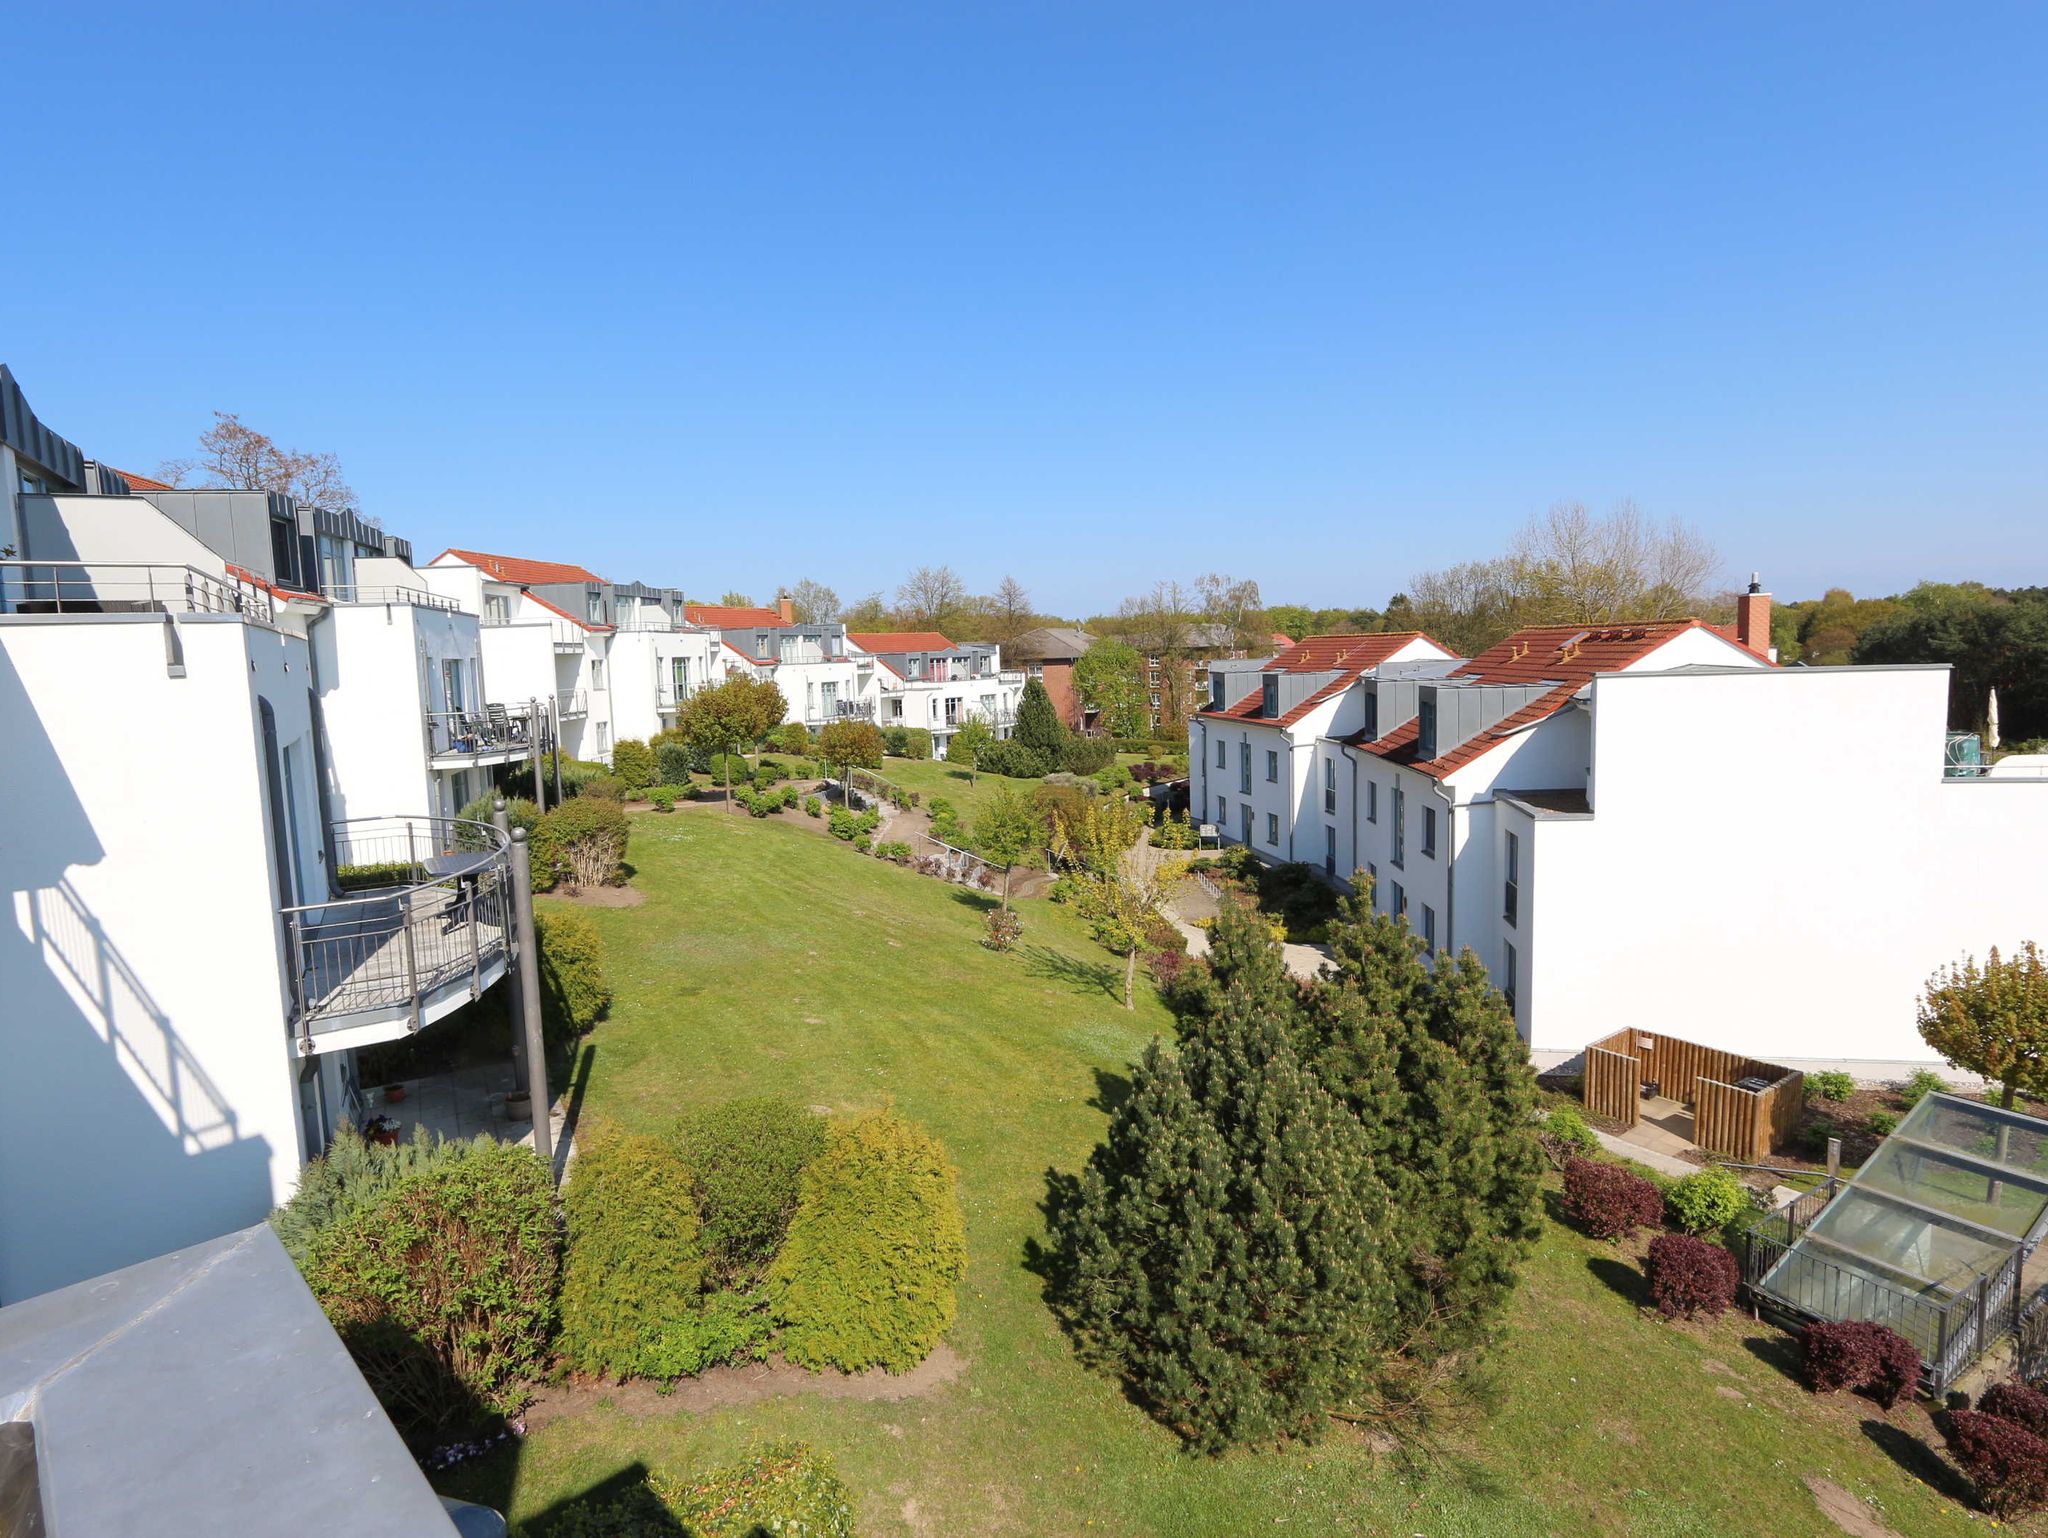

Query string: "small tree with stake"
[1051, 799, 1168, 1009]
[949, 716, 995, 785]
[972, 783, 1039, 911]
[817, 720, 885, 809]
[677, 675, 779, 806]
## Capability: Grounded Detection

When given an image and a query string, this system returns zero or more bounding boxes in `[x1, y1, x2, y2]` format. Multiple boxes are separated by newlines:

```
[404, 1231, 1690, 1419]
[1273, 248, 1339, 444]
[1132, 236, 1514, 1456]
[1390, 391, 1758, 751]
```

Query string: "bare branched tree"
[990, 575, 1034, 643]
[1117, 579, 1198, 657]
[894, 564, 969, 629]
[1195, 572, 1267, 652]
[785, 578, 841, 625]
[158, 411, 358, 511]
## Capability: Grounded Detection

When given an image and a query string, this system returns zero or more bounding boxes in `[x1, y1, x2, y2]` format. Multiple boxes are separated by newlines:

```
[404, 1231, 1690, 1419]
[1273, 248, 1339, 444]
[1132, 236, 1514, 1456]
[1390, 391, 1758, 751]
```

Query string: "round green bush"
[307, 1143, 558, 1434]
[558, 1123, 706, 1380]
[609, 739, 656, 792]
[1807, 1070, 1855, 1102]
[678, 1098, 830, 1282]
[534, 796, 629, 889]
[767, 1109, 967, 1372]
[1664, 1166, 1750, 1236]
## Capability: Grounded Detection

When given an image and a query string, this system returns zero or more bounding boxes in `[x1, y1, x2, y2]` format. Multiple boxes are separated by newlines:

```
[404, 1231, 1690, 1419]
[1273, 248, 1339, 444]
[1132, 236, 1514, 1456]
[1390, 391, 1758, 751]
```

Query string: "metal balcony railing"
[556, 690, 589, 719]
[803, 700, 876, 725]
[425, 705, 539, 758]
[284, 816, 512, 1042]
[324, 583, 459, 611]
[0, 560, 273, 623]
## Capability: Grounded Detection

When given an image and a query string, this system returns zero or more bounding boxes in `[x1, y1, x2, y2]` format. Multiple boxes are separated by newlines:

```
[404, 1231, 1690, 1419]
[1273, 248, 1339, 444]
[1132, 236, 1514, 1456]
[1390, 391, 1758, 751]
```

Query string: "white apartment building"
[0, 376, 516, 1301]
[694, 601, 879, 730]
[847, 630, 1028, 758]
[1188, 632, 1460, 860]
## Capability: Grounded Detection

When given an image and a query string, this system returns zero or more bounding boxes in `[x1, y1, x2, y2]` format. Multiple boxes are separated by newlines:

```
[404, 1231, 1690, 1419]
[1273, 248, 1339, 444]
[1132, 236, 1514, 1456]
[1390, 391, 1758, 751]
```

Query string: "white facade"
[609, 625, 718, 745]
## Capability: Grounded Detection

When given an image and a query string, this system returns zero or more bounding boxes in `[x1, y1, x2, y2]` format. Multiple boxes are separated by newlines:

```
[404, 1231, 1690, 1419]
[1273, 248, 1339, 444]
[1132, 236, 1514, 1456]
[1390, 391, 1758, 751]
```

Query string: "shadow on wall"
[0, 646, 274, 1302]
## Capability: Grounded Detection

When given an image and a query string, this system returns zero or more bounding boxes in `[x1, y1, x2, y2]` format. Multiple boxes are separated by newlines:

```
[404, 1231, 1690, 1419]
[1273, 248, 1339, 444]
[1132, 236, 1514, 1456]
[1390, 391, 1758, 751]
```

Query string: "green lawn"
[439, 811, 1988, 1537]
[870, 754, 1043, 823]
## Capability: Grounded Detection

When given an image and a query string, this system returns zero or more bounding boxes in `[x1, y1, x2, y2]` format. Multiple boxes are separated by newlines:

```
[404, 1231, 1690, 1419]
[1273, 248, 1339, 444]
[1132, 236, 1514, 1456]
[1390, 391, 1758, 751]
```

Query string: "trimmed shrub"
[307, 1143, 558, 1435]
[1665, 1167, 1750, 1236]
[1801, 1320, 1922, 1408]
[897, 727, 933, 760]
[1062, 734, 1117, 775]
[581, 774, 627, 801]
[852, 832, 872, 853]
[1869, 1110, 1901, 1137]
[1943, 1408, 2048, 1517]
[1900, 1068, 1951, 1108]
[535, 796, 629, 889]
[457, 792, 540, 845]
[678, 1098, 830, 1283]
[1644, 1233, 1739, 1320]
[774, 722, 812, 755]
[272, 1125, 488, 1271]
[1560, 1157, 1665, 1241]
[654, 736, 697, 785]
[767, 1109, 967, 1372]
[874, 840, 912, 862]
[803, 794, 823, 817]
[537, 906, 611, 1057]
[558, 1124, 706, 1380]
[610, 738, 656, 792]
[1807, 1070, 1855, 1102]
[648, 785, 678, 812]
[1538, 1106, 1600, 1169]
[1980, 1379, 2048, 1439]
[976, 738, 1048, 778]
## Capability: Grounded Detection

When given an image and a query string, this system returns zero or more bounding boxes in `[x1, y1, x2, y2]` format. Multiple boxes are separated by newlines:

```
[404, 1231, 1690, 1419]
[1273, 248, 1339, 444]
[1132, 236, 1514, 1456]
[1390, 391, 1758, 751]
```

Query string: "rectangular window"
[1366, 779, 1378, 824]
[1262, 676, 1278, 717]
[1266, 749, 1279, 783]
[484, 593, 511, 624]
[670, 657, 691, 697]
[1421, 904, 1437, 956]
[1217, 797, 1228, 829]
[1266, 811, 1279, 846]
[1391, 880, 1406, 918]
[1391, 781, 1405, 867]
[1240, 742, 1251, 794]
[1216, 738, 1227, 769]
[1325, 824, 1336, 875]
[591, 659, 606, 691]
[1418, 696, 1437, 760]
[596, 721, 610, 752]
[1504, 831, 1520, 927]
[779, 635, 797, 664]
[1323, 756, 1336, 813]
[1240, 802, 1252, 845]
[1503, 941, 1518, 1012]
[586, 590, 606, 625]
[1362, 690, 1378, 739]
[1422, 805, 1438, 858]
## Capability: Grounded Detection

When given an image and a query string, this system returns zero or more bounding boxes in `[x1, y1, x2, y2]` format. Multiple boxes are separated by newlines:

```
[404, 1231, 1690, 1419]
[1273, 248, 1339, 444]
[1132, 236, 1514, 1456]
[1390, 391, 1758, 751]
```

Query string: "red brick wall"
[1038, 662, 1085, 729]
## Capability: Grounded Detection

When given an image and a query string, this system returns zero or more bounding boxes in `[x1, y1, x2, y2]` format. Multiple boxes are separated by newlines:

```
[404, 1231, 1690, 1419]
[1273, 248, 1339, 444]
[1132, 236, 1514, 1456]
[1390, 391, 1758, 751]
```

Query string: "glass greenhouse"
[1747, 1093, 2048, 1389]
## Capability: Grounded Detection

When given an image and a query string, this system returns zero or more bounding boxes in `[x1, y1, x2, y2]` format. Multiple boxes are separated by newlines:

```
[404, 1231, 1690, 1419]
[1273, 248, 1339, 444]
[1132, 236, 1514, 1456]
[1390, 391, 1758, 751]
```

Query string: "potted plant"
[383, 1082, 407, 1104]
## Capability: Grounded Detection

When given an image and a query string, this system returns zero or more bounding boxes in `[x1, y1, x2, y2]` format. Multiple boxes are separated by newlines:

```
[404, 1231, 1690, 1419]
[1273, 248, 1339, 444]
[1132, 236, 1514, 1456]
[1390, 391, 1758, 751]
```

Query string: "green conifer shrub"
[767, 1109, 967, 1372]
[610, 738, 656, 791]
[678, 1098, 830, 1282]
[536, 907, 611, 1057]
[558, 1123, 707, 1380]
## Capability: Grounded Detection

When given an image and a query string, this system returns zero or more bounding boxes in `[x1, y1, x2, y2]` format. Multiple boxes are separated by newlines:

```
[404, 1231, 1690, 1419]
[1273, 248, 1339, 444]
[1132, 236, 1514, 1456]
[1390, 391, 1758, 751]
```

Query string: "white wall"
[1512, 666, 2048, 1063]
[313, 601, 485, 822]
[1, 616, 317, 1300]
[19, 493, 229, 575]
[608, 629, 718, 744]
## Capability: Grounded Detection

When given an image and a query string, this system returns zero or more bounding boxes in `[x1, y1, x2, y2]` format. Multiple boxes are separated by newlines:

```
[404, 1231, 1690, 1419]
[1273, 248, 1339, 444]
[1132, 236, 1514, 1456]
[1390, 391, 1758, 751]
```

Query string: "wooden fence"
[1582, 1027, 1805, 1162]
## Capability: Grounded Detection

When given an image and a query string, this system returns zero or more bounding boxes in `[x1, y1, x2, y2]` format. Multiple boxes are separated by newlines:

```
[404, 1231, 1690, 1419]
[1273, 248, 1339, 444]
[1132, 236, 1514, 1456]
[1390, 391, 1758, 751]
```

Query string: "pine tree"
[1054, 942, 1392, 1452]
[1013, 677, 1068, 769]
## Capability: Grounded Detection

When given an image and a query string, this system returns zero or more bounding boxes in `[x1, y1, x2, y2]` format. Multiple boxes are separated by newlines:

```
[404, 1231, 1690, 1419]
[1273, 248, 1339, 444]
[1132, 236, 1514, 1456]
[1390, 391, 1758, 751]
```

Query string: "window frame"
[1266, 811, 1279, 846]
[1504, 830, 1521, 927]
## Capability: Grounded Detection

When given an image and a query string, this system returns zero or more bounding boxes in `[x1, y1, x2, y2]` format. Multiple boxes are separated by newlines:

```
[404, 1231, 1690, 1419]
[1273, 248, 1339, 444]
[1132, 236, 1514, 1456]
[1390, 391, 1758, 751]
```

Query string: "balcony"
[285, 815, 512, 1053]
[0, 560, 274, 624]
[803, 700, 876, 726]
[556, 690, 589, 719]
[425, 705, 540, 767]
[656, 682, 699, 713]
[324, 583, 459, 611]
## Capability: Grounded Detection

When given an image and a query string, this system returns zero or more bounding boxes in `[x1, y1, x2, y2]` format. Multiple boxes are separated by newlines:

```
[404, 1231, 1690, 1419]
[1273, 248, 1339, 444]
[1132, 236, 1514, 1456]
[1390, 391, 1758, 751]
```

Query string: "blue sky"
[6, 3, 2044, 615]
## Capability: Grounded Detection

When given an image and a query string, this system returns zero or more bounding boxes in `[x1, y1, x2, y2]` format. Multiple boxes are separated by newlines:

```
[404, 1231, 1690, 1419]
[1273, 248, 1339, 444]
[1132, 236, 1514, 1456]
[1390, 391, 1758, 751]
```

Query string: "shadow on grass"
[1021, 944, 1122, 1002]
[510, 1460, 687, 1536]
[949, 888, 998, 914]
[553, 1041, 595, 1185]
[1739, 1330, 1805, 1382]
[1861, 1419, 1976, 1507]
[1586, 1255, 1648, 1308]
[1090, 1066, 1133, 1116]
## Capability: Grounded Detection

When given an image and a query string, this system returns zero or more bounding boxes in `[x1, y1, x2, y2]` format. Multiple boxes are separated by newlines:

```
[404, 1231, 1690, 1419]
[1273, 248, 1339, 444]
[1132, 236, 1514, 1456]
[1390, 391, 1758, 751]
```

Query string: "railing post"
[529, 699, 547, 814]
[495, 799, 529, 1088]
[400, 887, 423, 1032]
[509, 829, 553, 1172]
[1826, 1137, 1841, 1183]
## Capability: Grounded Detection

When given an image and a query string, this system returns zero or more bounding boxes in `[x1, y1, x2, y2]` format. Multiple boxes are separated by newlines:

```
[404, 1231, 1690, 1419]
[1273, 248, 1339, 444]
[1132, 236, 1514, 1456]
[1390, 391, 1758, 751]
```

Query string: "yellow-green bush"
[766, 1109, 966, 1372]
[558, 1124, 706, 1380]
[536, 907, 611, 1057]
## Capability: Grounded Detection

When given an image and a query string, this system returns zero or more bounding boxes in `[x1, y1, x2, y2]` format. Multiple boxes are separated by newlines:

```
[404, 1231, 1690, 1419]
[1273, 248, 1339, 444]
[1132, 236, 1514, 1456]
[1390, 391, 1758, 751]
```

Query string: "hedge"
[767, 1109, 967, 1372]
[1981, 1379, 2048, 1440]
[307, 1143, 558, 1435]
[534, 796, 629, 889]
[558, 1124, 706, 1380]
[536, 906, 611, 1058]
[1800, 1319, 1921, 1408]
[1943, 1408, 2048, 1517]
[679, 1098, 830, 1283]
[1643, 1233, 1739, 1320]
[1560, 1157, 1665, 1241]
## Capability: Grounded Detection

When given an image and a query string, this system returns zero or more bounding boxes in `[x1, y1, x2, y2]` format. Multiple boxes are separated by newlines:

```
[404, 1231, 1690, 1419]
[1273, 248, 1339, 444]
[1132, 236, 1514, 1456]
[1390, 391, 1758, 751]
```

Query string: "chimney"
[776, 589, 795, 625]
[1736, 572, 1773, 660]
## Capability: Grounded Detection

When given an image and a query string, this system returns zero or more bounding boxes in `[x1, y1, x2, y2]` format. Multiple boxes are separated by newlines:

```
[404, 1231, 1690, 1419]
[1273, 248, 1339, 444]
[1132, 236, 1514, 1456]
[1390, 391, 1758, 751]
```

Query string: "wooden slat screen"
[1585, 1045, 1640, 1129]
[1578, 1028, 1805, 1159]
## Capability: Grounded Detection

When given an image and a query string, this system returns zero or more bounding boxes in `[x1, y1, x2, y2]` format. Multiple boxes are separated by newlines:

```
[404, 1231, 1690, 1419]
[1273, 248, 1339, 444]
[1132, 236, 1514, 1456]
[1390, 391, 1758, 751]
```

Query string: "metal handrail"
[0, 560, 273, 623]
[325, 583, 460, 611]
[555, 690, 589, 718]
[283, 815, 513, 1041]
[425, 707, 537, 757]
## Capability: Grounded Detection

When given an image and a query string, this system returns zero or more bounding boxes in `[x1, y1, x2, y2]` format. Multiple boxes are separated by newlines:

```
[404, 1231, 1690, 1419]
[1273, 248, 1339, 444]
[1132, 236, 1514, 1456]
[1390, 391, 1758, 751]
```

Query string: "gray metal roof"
[1005, 626, 1096, 660]
[0, 365, 86, 489]
[0, 1225, 456, 1536]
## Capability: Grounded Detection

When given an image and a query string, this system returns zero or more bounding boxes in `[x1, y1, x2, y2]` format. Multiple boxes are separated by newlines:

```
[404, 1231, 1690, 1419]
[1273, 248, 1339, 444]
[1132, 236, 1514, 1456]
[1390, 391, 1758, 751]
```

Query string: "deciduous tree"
[785, 578, 840, 625]
[1073, 638, 1147, 739]
[972, 783, 1040, 910]
[1919, 942, 2048, 1110]
[159, 411, 358, 512]
[948, 716, 996, 785]
[817, 720, 885, 801]
[894, 565, 968, 629]
[676, 675, 784, 804]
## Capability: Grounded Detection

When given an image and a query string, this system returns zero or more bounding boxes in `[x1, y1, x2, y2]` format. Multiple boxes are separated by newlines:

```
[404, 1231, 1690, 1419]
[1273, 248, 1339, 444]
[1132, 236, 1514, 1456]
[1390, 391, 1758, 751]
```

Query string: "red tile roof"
[686, 604, 791, 629]
[848, 630, 956, 654]
[433, 548, 607, 586]
[1199, 632, 1450, 728]
[111, 467, 178, 493]
[1350, 619, 1764, 779]
[722, 640, 771, 666]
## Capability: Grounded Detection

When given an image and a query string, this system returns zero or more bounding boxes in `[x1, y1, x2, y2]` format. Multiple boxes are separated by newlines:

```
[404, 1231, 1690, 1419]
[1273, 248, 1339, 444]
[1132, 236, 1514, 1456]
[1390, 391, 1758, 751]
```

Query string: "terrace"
[425, 704, 543, 767]
[284, 815, 513, 1055]
[0, 559, 274, 624]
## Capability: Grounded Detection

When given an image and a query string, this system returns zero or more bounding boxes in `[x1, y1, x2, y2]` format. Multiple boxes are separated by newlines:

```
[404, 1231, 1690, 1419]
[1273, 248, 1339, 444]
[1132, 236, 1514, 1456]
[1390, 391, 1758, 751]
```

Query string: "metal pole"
[509, 829, 553, 1170]
[495, 799, 529, 1087]
[1826, 1137, 1841, 1183]
[529, 698, 547, 814]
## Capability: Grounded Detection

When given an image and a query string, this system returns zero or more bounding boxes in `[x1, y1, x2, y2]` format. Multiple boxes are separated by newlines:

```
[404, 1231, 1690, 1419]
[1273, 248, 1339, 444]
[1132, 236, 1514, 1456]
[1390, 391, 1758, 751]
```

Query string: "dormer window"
[1261, 675, 1278, 718]
[1362, 691, 1378, 740]
[1417, 697, 1437, 760]
[586, 590, 607, 625]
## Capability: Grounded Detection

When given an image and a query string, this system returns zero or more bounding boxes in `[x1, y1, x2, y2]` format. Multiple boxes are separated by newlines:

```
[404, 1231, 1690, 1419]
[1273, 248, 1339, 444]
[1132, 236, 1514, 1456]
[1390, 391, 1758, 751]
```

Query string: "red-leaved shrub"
[1644, 1233, 1739, 1320]
[1800, 1320, 1922, 1409]
[1943, 1408, 2048, 1517]
[1561, 1157, 1665, 1241]
[1981, 1380, 2048, 1440]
